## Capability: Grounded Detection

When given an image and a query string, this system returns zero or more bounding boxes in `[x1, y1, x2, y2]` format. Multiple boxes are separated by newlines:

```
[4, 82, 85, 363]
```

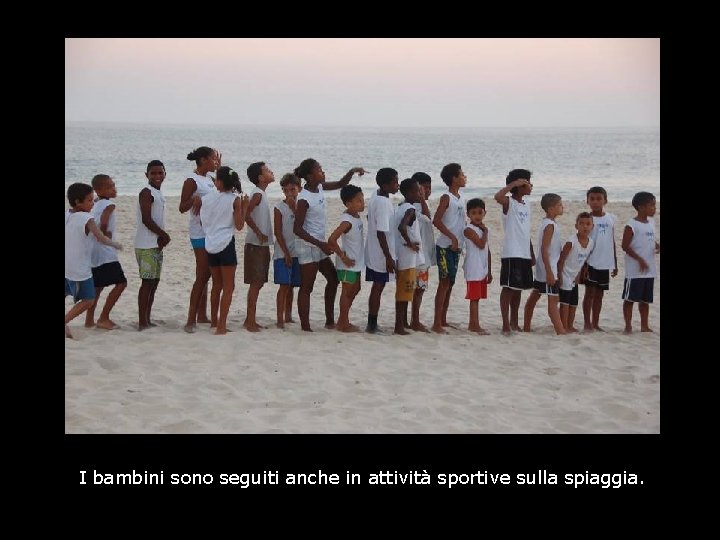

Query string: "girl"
[273, 173, 302, 329]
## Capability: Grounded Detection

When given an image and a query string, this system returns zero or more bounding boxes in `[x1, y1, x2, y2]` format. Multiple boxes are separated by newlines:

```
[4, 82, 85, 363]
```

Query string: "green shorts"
[337, 269, 360, 284]
[135, 248, 163, 280]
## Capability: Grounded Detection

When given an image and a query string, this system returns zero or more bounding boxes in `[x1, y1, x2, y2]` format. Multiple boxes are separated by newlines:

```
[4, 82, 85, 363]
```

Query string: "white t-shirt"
[463, 224, 489, 281]
[534, 218, 562, 283]
[273, 201, 297, 259]
[297, 184, 327, 241]
[65, 211, 94, 281]
[395, 202, 425, 271]
[587, 212, 617, 270]
[90, 198, 118, 267]
[200, 191, 238, 254]
[187, 172, 216, 239]
[500, 196, 532, 259]
[413, 202, 436, 269]
[364, 191, 397, 272]
[135, 184, 165, 249]
[559, 234, 594, 291]
[335, 213, 365, 272]
[246, 186, 274, 246]
[435, 192, 466, 250]
[624, 217, 657, 279]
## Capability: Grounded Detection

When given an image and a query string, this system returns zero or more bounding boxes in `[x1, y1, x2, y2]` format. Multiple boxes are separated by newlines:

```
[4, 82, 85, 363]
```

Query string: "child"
[432, 163, 467, 333]
[85, 174, 127, 330]
[463, 198, 492, 335]
[244, 161, 275, 332]
[135, 160, 171, 331]
[394, 178, 425, 335]
[494, 169, 535, 334]
[364, 167, 400, 334]
[523, 193, 565, 335]
[327, 184, 365, 333]
[65, 183, 123, 339]
[557, 212, 595, 333]
[293, 158, 367, 332]
[410, 171, 435, 332]
[582, 186, 618, 332]
[621, 191, 660, 333]
[200, 166, 248, 335]
[180, 146, 220, 332]
[273, 173, 301, 329]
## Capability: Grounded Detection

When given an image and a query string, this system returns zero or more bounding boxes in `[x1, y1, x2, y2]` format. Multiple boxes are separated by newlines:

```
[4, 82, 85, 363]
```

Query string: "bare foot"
[469, 327, 490, 335]
[583, 325, 594, 333]
[522, 327, 533, 333]
[623, 327, 633, 334]
[502, 330, 513, 336]
[183, 324, 196, 333]
[442, 322, 459, 329]
[410, 323, 430, 333]
[592, 326, 606, 332]
[431, 325, 448, 334]
[148, 322, 158, 327]
[511, 325, 522, 332]
[566, 327, 578, 334]
[244, 323, 261, 332]
[215, 328, 228, 335]
[394, 328, 410, 335]
[65, 325, 73, 339]
[325, 322, 336, 329]
[276, 322, 285, 329]
[641, 327, 654, 333]
[285, 317, 295, 323]
[337, 324, 361, 333]
[96, 320, 120, 330]
[301, 326, 314, 332]
[84, 321, 96, 328]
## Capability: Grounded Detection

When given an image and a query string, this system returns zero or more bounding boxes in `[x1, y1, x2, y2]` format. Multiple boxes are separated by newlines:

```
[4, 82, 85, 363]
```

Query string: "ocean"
[65, 123, 659, 202]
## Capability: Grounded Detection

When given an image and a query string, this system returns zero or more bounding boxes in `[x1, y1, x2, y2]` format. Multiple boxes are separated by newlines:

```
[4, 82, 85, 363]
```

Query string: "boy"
[432, 163, 466, 333]
[410, 172, 434, 332]
[85, 174, 127, 330]
[364, 167, 399, 334]
[394, 178, 425, 335]
[494, 169, 535, 335]
[66, 183, 123, 339]
[463, 199, 492, 335]
[244, 161, 275, 332]
[582, 186, 618, 332]
[621, 192, 660, 333]
[557, 212, 594, 333]
[273, 173, 301, 329]
[327, 185, 365, 332]
[523, 193, 565, 335]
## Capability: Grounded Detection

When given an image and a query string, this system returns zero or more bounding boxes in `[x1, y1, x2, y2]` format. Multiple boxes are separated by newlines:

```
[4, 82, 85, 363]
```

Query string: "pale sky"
[65, 38, 659, 127]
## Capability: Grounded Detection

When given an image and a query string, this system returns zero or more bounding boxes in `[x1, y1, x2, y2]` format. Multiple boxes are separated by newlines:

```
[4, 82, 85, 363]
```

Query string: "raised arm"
[494, 179, 531, 214]
[323, 167, 367, 191]
[327, 221, 355, 267]
[139, 188, 170, 249]
[179, 178, 199, 214]
[621, 224, 648, 273]
[245, 192, 268, 244]
[432, 194, 458, 251]
[86, 218, 122, 250]
[398, 208, 419, 252]
[541, 224, 556, 285]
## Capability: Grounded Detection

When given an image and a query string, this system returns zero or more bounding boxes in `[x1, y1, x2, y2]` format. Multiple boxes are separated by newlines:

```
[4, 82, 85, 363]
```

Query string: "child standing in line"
[200, 166, 248, 335]
[463, 198, 492, 335]
[327, 184, 366, 333]
[523, 193, 566, 335]
[557, 212, 595, 333]
[410, 172, 435, 332]
[85, 174, 127, 330]
[135, 160, 171, 331]
[364, 167, 400, 334]
[432, 163, 467, 333]
[582, 186, 618, 332]
[273, 173, 301, 329]
[621, 192, 660, 333]
[244, 161, 275, 332]
[65, 183, 123, 339]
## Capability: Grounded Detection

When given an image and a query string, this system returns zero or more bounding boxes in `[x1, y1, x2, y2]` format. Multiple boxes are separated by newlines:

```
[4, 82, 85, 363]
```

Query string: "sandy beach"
[65, 196, 660, 433]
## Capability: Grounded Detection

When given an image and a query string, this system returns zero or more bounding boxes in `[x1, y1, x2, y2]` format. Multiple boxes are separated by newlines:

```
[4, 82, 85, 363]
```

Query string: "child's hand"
[350, 167, 368, 176]
[547, 272, 557, 286]
[259, 233, 269, 245]
[284, 254, 292, 268]
[158, 233, 171, 249]
[405, 241, 420, 253]
[112, 241, 123, 251]
[512, 179, 531, 189]
[385, 256, 397, 274]
[487, 273, 493, 284]
[319, 242, 333, 256]
[611, 268, 618, 278]
[638, 258, 649, 273]
[450, 237, 459, 251]
[341, 254, 356, 267]
[655, 242, 660, 254]
[216, 151, 222, 168]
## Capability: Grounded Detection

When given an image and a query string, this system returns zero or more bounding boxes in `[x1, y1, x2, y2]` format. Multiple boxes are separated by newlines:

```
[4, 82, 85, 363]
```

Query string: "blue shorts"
[65, 277, 95, 303]
[436, 246, 460, 284]
[622, 277, 654, 303]
[274, 257, 301, 286]
[190, 237, 205, 249]
[366, 266, 390, 283]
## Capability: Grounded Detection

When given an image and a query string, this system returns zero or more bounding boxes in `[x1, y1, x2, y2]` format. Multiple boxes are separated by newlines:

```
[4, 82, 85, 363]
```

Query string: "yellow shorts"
[396, 268, 417, 302]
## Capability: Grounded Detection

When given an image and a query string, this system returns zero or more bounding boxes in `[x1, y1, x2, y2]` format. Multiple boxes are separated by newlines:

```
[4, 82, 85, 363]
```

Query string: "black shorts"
[559, 285, 579, 306]
[208, 237, 238, 267]
[622, 277, 654, 303]
[533, 280, 559, 296]
[91, 261, 127, 288]
[500, 258, 533, 290]
[585, 265, 610, 290]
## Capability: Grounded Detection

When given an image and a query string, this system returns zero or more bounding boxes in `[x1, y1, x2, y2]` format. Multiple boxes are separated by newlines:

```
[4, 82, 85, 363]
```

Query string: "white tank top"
[413, 202, 436, 269]
[436, 192, 466, 250]
[501, 196, 531, 259]
[624, 217, 657, 279]
[65, 210, 94, 281]
[187, 172, 216, 239]
[90, 199, 118, 267]
[462, 224, 489, 281]
[297, 184, 326, 241]
[587, 212, 617, 269]
[135, 184, 165, 249]
[335, 214, 365, 272]
[245, 186, 274, 246]
[364, 192, 397, 272]
[394, 202, 424, 271]
[559, 234, 594, 290]
[273, 201, 297, 259]
[534, 217, 562, 282]
[200, 191, 238, 254]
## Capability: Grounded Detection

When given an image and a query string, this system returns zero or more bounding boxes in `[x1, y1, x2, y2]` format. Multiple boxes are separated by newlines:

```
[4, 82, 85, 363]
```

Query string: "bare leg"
[85, 287, 103, 327]
[566, 306, 578, 332]
[394, 301, 410, 335]
[66, 299, 94, 337]
[96, 282, 126, 329]
[209, 265, 223, 328]
[500, 287, 513, 334]
[523, 290, 541, 332]
[147, 279, 160, 326]
[138, 279, 154, 330]
[547, 296, 566, 335]
[582, 285, 595, 331]
[510, 290, 522, 331]
[185, 247, 210, 332]
[468, 299, 480, 331]
[298, 262, 318, 331]
[623, 300, 634, 333]
[639, 302, 653, 332]
[560, 303, 569, 330]
[441, 283, 456, 328]
[367, 280, 386, 333]
[318, 257, 339, 328]
[337, 280, 361, 332]
[215, 265, 236, 335]
[592, 289, 605, 330]
[197, 283, 210, 323]
[276, 284, 290, 328]
[410, 288, 429, 331]
[244, 282, 264, 331]
[432, 278, 450, 333]
[285, 288, 294, 323]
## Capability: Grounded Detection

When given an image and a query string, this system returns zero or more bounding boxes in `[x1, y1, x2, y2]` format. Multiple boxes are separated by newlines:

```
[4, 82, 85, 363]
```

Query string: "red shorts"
[465, 278, 488, 300]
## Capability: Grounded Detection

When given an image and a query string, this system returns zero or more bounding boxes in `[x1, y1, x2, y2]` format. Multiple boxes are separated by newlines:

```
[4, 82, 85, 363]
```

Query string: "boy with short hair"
[463, 198, 492, 335]
[273, 173, 301, 329]
[557, 212, 595, 333]
[410, 172, 435, 332]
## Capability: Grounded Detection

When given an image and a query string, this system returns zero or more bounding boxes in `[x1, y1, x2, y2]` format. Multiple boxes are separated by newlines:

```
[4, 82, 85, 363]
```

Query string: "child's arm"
[233, 195, 248, 232]
[245, 192, 268, 244]
[487, 249, 492, 283]
[377, 231, 397, 273]
[398, 208, 420, 252]
[612, 223, 619, 277]
[432, 194, 459, 251]
[621, 225, 648, 272]
[139, 188, 171, 249]
[530, 240, 536, 267]
[323, 167, 367, 191]
[293, 200, 331, 254]
[419, 199, 431, 219]
[327, 221, 355, 267]
[273, 207, 292, 267]
[86, 219, 122, 250]
[557, 241, 573, 288]
[98, 204, 116, 238]
[493, 179, 530, 214]
[541, 224, 557, 285]
[178, 178, 200, 214]
[463, 225, 488, 249]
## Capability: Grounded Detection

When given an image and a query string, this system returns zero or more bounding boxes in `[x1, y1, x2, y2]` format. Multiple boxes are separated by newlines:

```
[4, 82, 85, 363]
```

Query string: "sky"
[65, 38, 659, 128]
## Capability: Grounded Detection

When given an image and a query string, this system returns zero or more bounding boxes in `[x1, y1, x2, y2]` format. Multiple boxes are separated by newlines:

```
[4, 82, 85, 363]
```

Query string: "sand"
[65, 196, 660, 433]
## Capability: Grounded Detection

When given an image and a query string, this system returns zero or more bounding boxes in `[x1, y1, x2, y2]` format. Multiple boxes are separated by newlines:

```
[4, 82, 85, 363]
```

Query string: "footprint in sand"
[544, 367, 560, 376]
[645, 374, 660, 384]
